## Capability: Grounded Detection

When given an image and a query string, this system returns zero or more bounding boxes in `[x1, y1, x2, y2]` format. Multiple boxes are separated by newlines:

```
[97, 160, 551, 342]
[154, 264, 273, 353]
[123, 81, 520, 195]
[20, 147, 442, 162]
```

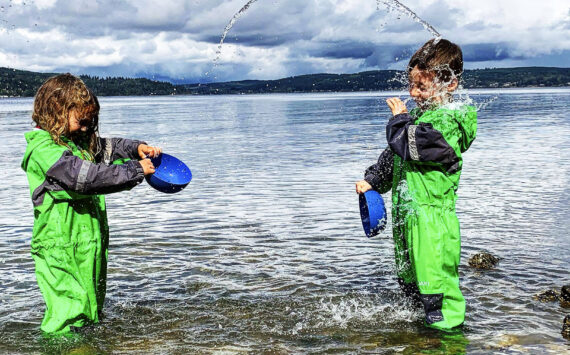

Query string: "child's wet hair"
[32, 73, 100, 157]
[408, 38, 463, 83]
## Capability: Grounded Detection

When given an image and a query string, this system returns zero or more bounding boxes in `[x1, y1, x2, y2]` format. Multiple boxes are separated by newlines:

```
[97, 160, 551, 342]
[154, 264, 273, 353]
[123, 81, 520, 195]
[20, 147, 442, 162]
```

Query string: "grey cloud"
[463, 21, 497, 31]
[303, 41, 375, 59]
[462, 43, 524, 62]
[363, 44, 413, 67]
[416, 0, 460, 33]
[1, 0, 568, 83]
[187, 1, 325, 44]
[199, 32, 301, 47]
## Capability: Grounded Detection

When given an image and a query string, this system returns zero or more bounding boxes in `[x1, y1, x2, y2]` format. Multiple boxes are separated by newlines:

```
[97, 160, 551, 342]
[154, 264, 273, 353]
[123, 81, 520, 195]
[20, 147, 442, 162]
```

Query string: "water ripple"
[1, 90, 569, 353]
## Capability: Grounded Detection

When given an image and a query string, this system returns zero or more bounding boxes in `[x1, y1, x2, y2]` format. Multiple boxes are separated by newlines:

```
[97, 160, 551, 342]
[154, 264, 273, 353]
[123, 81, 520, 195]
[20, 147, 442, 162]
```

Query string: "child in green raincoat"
[356, 39, 477, 330]
[21, 74, 162, 334]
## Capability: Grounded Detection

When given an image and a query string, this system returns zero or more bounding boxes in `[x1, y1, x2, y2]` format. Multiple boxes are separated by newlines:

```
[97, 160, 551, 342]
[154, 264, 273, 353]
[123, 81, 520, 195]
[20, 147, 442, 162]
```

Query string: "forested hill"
[0, 68, 177, 97]
[1, 66, 568, 97]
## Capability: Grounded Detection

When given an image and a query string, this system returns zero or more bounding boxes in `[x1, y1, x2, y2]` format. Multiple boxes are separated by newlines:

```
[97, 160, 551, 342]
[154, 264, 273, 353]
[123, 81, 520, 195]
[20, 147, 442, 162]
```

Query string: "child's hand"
[139, 159, 156, 176]
[386, 97, 408, 116]
[355, 180, 373, 194]
[138, 144, 162, 159]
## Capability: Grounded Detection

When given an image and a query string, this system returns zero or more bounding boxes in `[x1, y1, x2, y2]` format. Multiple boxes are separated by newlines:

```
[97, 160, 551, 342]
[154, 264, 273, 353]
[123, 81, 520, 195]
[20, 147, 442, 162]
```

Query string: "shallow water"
[1, 89, 569, 354]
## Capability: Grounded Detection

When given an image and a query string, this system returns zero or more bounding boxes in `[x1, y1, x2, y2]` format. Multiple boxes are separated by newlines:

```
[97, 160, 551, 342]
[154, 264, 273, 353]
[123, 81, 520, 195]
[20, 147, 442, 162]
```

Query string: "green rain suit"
[21, 129, 145, 334]
[364, 105, 477, 330]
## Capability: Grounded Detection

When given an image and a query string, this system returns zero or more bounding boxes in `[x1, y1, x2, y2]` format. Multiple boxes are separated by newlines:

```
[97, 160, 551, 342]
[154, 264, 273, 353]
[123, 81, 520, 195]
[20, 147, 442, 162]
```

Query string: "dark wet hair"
[408, 38, 463, 82]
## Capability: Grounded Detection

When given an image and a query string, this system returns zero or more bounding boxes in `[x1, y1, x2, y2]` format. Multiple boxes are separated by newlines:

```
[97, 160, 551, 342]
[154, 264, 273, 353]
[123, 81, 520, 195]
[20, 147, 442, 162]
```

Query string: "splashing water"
[214, 0, 260, 64]
[376, 0, 441, 38]
[209, 0, 490, 116]
[213, 0, 441, 69]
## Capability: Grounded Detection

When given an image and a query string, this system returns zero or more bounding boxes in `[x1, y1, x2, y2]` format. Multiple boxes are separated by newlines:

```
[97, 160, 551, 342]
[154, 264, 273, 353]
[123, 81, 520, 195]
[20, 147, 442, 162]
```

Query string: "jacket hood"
[21, 129, 53, 171]
[423, 103, 478, 153]
[452, 104, 477, 153]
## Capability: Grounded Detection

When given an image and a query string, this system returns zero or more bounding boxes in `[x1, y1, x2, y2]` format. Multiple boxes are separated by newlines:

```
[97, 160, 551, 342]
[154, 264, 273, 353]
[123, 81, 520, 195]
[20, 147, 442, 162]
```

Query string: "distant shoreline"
[1, 66, 568, 98]
[2, 87, 569, 101]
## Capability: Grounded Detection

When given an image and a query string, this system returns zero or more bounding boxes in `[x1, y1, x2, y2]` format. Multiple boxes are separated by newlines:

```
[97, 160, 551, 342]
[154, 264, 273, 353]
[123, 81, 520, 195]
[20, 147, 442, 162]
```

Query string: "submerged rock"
[563, 315, 570, 339]
[468, 252, 499, 270]
[533, 289, 560, 303]
[560, 285, 570, 308]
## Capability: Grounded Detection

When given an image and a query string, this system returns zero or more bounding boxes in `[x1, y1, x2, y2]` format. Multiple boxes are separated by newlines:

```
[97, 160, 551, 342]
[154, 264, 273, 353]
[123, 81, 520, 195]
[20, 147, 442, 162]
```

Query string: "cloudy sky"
[0, 0, 568, 83]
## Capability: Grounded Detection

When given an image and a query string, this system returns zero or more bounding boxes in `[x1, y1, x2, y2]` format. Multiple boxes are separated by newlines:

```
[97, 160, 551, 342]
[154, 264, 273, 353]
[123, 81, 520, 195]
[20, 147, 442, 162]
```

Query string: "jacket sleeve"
[364, 147, 393, 194]
[45, 150, 145, 195]
[96, 137, 146, 164]
[386, 112, 461, 174]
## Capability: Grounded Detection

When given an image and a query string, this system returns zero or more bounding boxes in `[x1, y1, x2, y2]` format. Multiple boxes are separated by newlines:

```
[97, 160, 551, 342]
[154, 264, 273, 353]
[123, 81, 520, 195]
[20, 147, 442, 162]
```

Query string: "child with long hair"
[21, 73, 161, 334]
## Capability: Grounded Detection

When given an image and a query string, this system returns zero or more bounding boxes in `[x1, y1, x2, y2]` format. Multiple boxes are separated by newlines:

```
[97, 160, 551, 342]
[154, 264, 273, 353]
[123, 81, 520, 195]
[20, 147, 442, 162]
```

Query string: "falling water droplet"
[376, 0, 441, 38]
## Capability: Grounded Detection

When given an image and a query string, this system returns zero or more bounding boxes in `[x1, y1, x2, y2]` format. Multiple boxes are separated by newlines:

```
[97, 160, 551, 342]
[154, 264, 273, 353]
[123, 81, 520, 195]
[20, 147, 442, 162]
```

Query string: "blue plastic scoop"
[145, 153, 192, 193]
[359, 190, 387, 237]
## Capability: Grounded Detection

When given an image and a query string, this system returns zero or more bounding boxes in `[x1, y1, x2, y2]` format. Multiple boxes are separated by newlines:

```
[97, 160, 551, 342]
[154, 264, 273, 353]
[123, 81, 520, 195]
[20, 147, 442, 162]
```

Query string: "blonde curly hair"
[32, 73, 100, 158]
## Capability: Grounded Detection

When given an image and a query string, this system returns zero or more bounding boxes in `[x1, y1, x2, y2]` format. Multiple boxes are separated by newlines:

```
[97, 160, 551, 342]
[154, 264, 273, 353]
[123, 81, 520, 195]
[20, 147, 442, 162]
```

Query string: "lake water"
[1, 89, 569, 354]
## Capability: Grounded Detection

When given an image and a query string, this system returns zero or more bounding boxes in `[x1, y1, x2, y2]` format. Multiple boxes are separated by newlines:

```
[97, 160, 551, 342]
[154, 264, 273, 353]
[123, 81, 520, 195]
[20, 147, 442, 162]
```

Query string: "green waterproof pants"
[31, 214, 108, 334]
[394, 201, 465, 330]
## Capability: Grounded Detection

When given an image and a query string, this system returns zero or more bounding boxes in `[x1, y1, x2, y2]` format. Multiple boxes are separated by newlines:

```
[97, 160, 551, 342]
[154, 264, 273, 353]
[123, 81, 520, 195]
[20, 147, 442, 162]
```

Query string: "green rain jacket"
[21, 129, 145, 334]
[364, 104, 477, 329]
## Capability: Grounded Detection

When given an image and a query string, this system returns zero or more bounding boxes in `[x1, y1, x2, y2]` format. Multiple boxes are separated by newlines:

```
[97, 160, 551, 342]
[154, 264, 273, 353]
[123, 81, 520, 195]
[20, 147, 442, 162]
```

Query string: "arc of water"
[212, 0, 441, 71]
[214, 0, 260, 63]
[215, 0, 440, 59]
[376, 0, 441, 38]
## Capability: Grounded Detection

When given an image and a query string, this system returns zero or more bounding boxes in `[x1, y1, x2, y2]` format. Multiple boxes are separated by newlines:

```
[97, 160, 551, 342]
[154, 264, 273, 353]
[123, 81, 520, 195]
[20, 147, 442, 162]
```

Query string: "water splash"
[214, 0, 260, 64]
[454, 85, 499, 112]
[376, 0, 441, 38]
[315, 294, 419, 329]
[213, 0, 441, 68]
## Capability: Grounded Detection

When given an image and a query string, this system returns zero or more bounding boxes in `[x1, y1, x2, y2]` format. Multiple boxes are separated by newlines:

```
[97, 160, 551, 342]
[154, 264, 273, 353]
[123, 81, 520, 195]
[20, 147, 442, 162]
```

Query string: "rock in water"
[468, 252, 499, 270]
[533, 289, 560, 302]
[562, 315, 570, 339]
[561, 285, 570, 308]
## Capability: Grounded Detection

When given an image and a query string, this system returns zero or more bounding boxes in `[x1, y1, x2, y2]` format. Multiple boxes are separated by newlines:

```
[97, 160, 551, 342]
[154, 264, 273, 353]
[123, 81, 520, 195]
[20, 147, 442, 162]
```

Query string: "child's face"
[408, 66, 457, 109]
[68, 106, 96, 137]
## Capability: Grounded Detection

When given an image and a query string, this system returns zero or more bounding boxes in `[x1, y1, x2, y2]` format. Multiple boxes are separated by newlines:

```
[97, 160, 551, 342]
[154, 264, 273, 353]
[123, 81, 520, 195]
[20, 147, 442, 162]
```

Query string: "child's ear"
[447, 78, 458, 92]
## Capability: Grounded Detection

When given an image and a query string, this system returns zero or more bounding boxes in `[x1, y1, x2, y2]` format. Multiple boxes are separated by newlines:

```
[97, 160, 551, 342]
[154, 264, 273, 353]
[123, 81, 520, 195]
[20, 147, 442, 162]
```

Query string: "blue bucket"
[145, 153, 192, 193]
[359, 190, 387, 237]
